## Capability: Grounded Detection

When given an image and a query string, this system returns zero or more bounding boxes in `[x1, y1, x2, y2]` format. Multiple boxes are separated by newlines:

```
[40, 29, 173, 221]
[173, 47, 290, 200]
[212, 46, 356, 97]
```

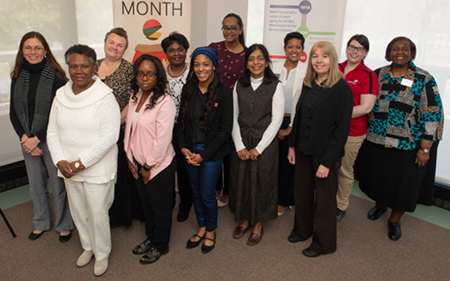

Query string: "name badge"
[401, 79, 413, 87]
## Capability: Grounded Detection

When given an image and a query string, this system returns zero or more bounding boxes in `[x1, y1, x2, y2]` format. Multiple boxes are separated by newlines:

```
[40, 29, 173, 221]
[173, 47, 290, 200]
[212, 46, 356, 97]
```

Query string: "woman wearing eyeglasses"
[125, 54, 176, 264]
[10, 31, 74, 242]
[209, 13, 247, 208]
[335, 35, 378, 222]
[229, 44, 284, 246]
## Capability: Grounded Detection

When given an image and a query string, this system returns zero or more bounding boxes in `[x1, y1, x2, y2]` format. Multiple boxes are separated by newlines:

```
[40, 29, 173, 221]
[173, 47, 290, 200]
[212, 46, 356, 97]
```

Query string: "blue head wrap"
[191, 47, 218, 67]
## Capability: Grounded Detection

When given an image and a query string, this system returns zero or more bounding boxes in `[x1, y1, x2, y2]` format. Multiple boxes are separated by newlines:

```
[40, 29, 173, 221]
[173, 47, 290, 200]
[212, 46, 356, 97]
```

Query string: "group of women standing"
[9, 12, 443, 277]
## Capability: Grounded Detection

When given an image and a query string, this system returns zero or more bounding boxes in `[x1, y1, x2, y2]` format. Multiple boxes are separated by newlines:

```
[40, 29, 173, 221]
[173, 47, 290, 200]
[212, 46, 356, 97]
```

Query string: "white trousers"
[64, 179, 114, 261]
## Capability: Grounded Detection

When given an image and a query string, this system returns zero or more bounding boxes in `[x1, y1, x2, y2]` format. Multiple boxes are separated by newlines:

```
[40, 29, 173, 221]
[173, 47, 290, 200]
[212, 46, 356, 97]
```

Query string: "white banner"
[113, 0, 192, 65]
[263, 0, 347, 63]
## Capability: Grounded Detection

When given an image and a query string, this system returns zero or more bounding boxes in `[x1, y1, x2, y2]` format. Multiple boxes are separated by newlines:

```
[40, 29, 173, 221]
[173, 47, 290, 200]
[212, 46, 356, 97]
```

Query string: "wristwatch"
[421, 148, 430, 153]
[74, 161, 81, 169]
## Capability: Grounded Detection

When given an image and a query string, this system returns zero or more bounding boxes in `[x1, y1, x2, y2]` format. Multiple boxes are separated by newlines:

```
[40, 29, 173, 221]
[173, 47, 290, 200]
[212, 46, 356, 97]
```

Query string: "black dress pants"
[291, 150, 339, 254]
[135, 158, 176, 251]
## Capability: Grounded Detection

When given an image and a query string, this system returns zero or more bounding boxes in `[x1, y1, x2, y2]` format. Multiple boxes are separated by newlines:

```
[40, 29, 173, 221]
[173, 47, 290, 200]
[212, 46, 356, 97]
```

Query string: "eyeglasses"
[347, 45, 365, 53]
[137, 72, 157, 79]
[248, 56, 265, 63]
[24, 46, 45, 52]
[221, 27, 239, 33]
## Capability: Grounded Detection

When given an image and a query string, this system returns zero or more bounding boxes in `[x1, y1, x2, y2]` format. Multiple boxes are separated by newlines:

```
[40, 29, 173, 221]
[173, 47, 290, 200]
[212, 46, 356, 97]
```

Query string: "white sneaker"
[76, 250, 94, 267]
[94, 255, 109, 277]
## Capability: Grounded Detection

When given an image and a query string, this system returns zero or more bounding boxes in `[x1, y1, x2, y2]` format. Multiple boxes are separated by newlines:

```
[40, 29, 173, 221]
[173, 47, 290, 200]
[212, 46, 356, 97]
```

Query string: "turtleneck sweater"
[47, 77, 120, 184]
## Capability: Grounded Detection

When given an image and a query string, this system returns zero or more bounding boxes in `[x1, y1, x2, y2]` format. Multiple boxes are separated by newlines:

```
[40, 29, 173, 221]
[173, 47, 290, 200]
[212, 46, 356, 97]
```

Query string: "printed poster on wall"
[263, 0, 347, 63]
[113, 0, 192, 65]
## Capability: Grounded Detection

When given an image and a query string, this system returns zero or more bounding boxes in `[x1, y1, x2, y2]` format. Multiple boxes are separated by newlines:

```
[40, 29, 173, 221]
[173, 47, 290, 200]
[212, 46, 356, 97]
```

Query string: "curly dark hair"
[283, 31, 305, 48]
[130, 54, 167, 110]
[161, 32, 190, 54]
[64, 44, 97, 65]
[177, 47, 222, 131]
[239, 44, 278, 87]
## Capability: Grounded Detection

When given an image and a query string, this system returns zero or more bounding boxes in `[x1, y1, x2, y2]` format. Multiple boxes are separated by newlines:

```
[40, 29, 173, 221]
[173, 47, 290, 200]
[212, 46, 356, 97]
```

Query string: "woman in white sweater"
[47, 44, 120, 277]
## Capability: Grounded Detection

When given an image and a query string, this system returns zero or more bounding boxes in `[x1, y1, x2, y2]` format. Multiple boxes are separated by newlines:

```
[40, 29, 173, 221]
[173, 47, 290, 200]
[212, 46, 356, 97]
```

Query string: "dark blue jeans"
[185, 144, 222, 232]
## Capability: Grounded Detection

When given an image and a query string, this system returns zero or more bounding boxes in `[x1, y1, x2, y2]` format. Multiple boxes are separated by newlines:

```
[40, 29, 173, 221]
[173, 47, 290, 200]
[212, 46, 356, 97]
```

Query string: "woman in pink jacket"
[124, 54, 176, 264]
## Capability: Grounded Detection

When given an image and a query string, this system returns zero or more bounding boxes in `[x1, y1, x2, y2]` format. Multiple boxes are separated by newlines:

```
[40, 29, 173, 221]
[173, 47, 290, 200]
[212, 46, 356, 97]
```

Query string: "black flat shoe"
[133, 239, 152, 255]
[367, 206, 387, 220]
[302, 247, 321, 258]
[288, 234, 302, 243]
[336, 209, 347, 222]
[388, 222, 402, 241]
[59, 232, 72, 243]
[28, 231, 45, 241]
[201, 233, 216, 254]
[140, 246, 169, 264]
[186, 234, 205, 249]
[177, 209, 190, 222]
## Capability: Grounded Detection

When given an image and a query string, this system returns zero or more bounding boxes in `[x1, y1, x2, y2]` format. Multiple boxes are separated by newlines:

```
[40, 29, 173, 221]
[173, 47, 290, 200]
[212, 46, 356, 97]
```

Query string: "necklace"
[168, 63, 187, 77]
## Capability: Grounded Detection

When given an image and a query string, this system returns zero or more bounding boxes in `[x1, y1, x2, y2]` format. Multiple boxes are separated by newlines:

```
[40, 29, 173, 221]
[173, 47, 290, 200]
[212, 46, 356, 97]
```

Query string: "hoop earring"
[190, 72, 199, 82]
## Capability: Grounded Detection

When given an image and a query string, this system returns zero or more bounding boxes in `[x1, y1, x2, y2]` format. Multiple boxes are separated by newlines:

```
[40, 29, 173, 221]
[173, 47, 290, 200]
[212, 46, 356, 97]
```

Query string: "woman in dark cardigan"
[9, 31, 74, 242]
[287, 41, 353, 258]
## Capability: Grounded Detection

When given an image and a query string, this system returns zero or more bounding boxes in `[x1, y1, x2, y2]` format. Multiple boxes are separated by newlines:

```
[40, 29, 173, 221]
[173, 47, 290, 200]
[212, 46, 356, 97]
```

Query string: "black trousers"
[278, 116, 295, 206]
[291, 150, 339, 254]
[135, 158, 176, 250]
[172, 128, 193, 211]
[109, 129, 145, 226]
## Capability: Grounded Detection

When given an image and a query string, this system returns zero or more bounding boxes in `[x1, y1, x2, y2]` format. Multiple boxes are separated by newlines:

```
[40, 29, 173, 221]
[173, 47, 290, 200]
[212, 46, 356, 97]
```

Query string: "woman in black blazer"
[177, 47, 233, 254]
[287, 41, 353, 258]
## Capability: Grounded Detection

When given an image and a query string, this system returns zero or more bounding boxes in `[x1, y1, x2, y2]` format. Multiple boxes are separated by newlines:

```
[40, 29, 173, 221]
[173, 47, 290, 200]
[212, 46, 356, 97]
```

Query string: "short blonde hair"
[303, 41, 342, 89]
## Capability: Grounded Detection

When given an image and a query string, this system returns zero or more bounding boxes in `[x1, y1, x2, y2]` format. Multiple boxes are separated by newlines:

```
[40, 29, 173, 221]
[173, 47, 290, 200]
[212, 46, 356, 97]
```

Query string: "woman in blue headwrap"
[177, 47, 233, 254]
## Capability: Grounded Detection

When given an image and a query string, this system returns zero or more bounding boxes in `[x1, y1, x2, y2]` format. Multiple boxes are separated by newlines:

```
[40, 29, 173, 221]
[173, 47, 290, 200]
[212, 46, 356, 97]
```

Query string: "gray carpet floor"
[1, 195, 449, 280]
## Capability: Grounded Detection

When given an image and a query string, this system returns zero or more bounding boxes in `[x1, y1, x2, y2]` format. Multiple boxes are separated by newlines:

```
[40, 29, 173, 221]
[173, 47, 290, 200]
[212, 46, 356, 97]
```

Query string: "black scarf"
[13, 59, 55, 137]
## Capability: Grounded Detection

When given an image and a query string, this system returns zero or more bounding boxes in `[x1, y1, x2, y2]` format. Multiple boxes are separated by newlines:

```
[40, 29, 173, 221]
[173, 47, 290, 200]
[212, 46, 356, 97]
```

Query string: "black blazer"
[289, 78, 353, 168]
[177, 83, 233, 162]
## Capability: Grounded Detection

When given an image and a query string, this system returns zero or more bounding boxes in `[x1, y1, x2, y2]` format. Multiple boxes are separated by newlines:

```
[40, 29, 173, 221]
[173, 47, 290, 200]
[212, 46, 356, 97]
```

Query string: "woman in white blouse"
[161, 32, 192, 223]
[229, 44, 284, 246]
[271, 32, 307, 216]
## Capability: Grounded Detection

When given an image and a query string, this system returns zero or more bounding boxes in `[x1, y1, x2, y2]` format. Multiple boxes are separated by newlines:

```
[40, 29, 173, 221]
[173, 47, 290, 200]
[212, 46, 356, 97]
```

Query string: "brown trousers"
[291, 150, 340, 254]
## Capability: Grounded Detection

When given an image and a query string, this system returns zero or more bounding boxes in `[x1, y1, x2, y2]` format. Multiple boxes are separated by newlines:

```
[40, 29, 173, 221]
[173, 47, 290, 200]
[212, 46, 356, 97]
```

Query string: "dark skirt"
[229, 136, 279, 225]
[358, 140, 438, 212]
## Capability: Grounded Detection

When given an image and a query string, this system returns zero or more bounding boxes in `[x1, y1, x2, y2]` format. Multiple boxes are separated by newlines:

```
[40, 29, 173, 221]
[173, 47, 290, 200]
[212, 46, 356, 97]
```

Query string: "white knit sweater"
[47, 77, 120, 184]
